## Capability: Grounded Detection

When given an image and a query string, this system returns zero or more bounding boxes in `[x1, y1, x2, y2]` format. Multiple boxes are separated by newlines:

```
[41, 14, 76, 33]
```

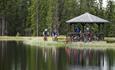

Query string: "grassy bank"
[0, 36, 115, 41]
[0, 36, 66, 41]
[0, 36, 115, 50]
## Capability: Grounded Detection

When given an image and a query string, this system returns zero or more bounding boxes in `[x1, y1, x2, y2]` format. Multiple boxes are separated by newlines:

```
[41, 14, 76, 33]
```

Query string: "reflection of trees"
[3, 43, 115, 70]
[106, 49, 115, 66]
[0, 41, 18, 70]
[57, 48, 67, 70]
[0, 42, 67, 70]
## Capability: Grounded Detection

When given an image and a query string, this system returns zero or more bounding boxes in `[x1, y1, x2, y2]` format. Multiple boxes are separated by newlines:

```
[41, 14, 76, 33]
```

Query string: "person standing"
[43, 29, 49, 41]
[74, 27, 81, 41]
[84, 27, 90, 42]
[75, 27, 81, 33]
[51, 30, 58, 41]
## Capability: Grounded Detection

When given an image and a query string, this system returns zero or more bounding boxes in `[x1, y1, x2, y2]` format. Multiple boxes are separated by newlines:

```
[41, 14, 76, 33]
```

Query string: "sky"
[103, 0, 115, 7]
[103, 0, 108, 7]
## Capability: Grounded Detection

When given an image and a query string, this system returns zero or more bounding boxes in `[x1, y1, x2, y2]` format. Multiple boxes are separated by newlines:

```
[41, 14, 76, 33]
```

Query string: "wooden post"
[67, 23, 70, 33]
[98, 24, 101, 33]
[74, 24, 76, 32]
[71, 23, 74, 32]
[69, 23, 72, 32]
[81, 23, 85, 32]
[102, 23, 105, 40]
[102, 23, 104, 33]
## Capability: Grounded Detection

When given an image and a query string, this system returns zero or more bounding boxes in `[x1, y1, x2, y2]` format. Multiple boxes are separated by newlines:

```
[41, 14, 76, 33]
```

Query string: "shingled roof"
[66, 12, 109, 23]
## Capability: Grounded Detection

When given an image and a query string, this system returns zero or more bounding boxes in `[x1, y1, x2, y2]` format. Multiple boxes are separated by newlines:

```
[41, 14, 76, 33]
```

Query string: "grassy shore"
[0, 36, 35, 41]
[0, 36, 115, 50]
[0, 36, 115, 41]
[0, 36, 66, 41]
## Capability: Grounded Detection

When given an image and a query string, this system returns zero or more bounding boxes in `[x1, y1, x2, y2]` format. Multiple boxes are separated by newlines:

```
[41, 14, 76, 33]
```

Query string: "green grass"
[0, 36, 66, 41]
[0, 36, 36, 41]
[0, 36, 115, 50]
[105, 37, 115, 43]
[23, 37, 115, 49]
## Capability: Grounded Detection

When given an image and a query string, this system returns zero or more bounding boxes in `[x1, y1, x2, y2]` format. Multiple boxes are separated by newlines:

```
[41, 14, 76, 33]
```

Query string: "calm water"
[0, 41, 115, 70]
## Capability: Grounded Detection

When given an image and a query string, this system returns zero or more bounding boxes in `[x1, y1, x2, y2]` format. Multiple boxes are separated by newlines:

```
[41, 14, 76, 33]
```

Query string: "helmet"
[45, 29, 48, 31]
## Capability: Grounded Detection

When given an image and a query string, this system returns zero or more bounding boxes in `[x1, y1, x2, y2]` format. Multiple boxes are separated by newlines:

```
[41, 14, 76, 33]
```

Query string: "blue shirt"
[75, 28, 80, 33]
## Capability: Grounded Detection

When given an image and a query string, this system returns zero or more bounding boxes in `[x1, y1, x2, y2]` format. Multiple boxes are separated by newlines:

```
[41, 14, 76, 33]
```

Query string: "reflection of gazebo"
[66, 12, 109, 41]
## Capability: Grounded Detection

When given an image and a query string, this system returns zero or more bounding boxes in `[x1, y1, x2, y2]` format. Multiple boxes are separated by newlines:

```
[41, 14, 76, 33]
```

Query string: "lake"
[0, 41, 115, 70]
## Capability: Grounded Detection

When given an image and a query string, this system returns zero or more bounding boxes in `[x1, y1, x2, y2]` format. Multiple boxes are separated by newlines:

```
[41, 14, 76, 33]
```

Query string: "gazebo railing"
[67, 32, 104, 42]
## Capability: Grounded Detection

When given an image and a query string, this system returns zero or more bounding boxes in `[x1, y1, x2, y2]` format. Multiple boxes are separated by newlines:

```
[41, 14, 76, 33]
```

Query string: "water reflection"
[0, 41, 115, 70]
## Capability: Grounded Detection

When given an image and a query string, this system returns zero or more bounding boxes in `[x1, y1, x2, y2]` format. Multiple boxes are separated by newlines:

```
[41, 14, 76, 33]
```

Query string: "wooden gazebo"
[66, 12, 109, 41]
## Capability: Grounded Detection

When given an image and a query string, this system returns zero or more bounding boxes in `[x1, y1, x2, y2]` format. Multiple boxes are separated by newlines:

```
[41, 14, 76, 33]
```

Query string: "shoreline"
[0, 36, 115, 50]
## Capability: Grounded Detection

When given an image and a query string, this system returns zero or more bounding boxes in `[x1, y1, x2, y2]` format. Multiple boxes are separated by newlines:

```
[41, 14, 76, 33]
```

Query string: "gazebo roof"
[66, 12, 109, 23]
